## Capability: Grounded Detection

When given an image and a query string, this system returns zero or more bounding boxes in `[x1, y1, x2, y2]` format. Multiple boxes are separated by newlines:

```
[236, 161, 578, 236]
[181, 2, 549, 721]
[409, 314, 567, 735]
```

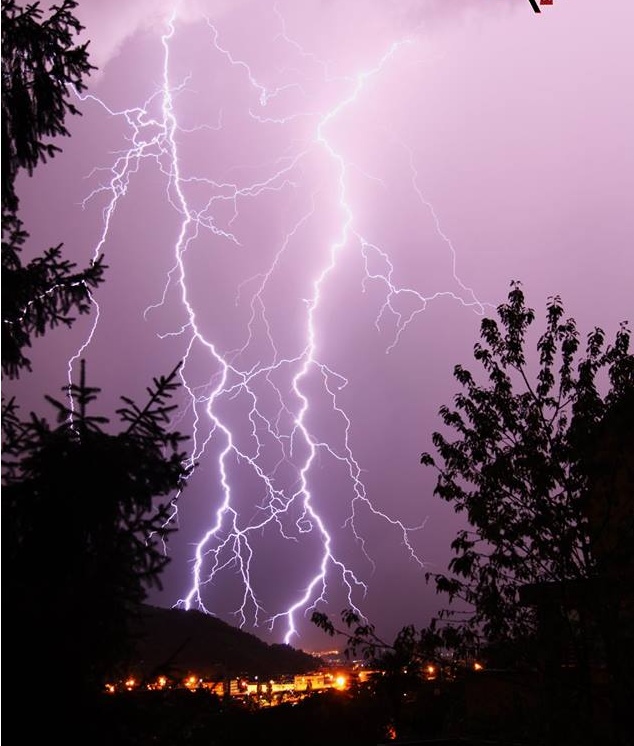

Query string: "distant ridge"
[128, 604, 323, 680]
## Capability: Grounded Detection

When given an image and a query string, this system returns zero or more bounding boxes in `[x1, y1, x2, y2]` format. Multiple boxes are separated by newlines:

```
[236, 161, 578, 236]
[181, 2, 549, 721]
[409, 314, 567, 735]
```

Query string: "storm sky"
[9, 0, 633, 652]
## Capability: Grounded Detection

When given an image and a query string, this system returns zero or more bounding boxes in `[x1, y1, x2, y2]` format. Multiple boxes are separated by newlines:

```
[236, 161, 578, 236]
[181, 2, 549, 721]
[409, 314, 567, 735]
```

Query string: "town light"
[185, 675, 200, 689]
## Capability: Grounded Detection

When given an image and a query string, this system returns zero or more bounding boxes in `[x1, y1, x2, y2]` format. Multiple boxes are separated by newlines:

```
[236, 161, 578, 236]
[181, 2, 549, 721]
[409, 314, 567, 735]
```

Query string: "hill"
[128, 604, 323, 680]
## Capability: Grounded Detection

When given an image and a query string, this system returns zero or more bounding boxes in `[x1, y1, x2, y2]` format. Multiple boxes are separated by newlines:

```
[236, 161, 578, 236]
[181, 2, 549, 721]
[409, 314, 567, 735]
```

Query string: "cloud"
[73, 0, 241, 75]
[72, 0, 522, 77]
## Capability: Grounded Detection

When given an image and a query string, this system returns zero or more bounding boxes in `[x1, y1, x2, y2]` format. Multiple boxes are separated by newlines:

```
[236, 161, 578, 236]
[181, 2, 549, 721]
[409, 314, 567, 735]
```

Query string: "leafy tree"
[313, 283, 633, 744]
[419, 281, 633, 651]
[311, 607, 474, 684]
[2, 362, 192, 702]
[312, 608, 422, 666]
[311, 608, 467, 742]
[1, 0, 106, 378]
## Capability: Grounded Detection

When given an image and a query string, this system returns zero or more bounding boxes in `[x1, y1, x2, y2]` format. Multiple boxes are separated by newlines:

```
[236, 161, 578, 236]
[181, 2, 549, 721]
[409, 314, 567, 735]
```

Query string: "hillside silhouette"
[128, 604, 323, 681]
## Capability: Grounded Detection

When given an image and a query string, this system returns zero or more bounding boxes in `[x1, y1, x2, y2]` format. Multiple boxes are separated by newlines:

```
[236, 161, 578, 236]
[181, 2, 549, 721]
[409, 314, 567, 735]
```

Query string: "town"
[104, 650, 472, 709]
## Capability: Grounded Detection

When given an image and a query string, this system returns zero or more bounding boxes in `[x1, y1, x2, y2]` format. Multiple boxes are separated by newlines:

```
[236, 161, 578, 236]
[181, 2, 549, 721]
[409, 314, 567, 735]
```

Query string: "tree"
[1, 7, 195, 740]
[1, 0, 106, 378]
[419, 281, 633, 651]
[312, 608, 424, 668]
[2, 361, 193, 732]
[311, 283, 633, 744]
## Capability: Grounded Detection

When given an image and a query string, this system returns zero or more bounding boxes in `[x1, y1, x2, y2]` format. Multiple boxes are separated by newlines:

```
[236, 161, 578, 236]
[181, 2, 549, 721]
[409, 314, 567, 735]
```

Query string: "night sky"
[8, 0, 633, 652]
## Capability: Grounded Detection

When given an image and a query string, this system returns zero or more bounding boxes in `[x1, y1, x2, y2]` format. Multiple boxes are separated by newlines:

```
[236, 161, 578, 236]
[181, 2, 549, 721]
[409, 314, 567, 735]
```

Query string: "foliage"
[312, 608, 401, 663]
[311, 607, 470, 674]
[2, 361, 193, 692]
[1, 0, 106, 378]
[311, 608, 467, 743]
[0, 8, 200, 742]
[420, 280, 633, 648]
[2, 0, 93, 212]
[312, 283, 633, 744]
[2, 214, 106, 377]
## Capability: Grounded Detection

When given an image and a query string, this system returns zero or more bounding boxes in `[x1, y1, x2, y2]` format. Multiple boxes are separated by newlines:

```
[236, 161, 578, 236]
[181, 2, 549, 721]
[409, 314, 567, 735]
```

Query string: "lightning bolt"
[70, 4, 490, 646]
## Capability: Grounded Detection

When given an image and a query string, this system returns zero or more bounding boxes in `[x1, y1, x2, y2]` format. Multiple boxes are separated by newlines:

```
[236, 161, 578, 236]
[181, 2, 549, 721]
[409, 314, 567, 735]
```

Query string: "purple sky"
[9, 0, 634, 652]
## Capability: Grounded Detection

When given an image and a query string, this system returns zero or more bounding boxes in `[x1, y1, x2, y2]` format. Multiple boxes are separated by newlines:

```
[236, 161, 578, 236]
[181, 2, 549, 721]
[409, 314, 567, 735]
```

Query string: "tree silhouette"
[420, 281, 633, 651]
[1, 0, 106, 378]
[313, 282, 633, 744]
[1, 6, 195, 740]
[3, 361, 193, 736]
